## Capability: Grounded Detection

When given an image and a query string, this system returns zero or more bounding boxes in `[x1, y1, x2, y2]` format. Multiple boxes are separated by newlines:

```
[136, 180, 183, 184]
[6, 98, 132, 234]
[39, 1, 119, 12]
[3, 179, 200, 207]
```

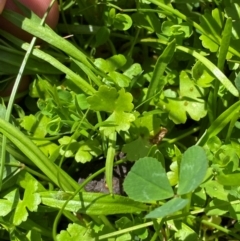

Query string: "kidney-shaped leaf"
[57, 223, 94, 241]
[113, 13, 132, 31]
[145, 198, 189, 219]
[177, 146, 208, 195]
[123, 157, 174, 202]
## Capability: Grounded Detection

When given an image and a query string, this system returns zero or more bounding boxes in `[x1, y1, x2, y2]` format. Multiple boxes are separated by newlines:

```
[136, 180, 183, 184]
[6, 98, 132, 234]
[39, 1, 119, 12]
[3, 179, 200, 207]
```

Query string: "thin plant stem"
[107, 39, 117, 55]
[99, 221, 157, 240]
[164, 127, 200, 144]
[150, 232, 160, 241]
[22, 165, 52, 182]
[99, 215, 116, 231]
[200, 219, 240, 239]
[105, 131, 117, 194]
[127, 28, 140, 57]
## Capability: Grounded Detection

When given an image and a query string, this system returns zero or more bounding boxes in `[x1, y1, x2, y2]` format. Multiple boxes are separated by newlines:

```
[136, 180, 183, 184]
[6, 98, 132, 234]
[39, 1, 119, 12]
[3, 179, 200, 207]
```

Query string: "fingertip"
[0, 0, 6, 14]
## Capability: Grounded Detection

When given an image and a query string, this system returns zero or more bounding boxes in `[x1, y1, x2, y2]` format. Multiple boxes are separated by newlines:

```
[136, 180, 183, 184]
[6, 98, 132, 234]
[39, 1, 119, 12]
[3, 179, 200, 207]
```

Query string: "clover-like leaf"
[75, 148, 92, 163]
[122, 137, 151, 161]
[214, 145, 239, 172]
[178, 146, 208, 195]
[123, 157, 174, 202]
[145, 198, 189, 219]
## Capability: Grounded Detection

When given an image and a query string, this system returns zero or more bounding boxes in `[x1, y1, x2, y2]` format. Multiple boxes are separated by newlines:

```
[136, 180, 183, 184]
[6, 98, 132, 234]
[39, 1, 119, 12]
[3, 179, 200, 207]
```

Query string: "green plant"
[1, 0, 240, 240]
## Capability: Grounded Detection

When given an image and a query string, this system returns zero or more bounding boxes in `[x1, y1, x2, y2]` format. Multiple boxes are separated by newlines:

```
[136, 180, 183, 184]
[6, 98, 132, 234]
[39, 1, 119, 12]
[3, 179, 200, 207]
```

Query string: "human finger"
[0, 0, 6, 14]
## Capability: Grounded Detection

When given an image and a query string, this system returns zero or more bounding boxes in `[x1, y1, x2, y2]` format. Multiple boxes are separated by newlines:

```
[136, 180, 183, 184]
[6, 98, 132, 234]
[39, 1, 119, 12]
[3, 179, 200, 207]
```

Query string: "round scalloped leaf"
[113, 13, 132, 31]
[108, 71, 131, 88]
[57, 223, 94, 240]
[192, 61, 215, 87]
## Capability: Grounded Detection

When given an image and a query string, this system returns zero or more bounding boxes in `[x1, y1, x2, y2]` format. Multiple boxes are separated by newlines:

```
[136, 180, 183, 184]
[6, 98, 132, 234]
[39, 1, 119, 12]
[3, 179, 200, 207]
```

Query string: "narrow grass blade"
[177, 46, 238, 97]
[0, 30, 96, 95]
[0, 34, 37, 190]
[147, 0, 240, 58]
[2, 10, 108, 79]
[217, 18, 232, 70]
[140, 38, 238, 97]
[146, 39, 176, 102]
[105, 131, 117, 194]
[40, 191, 148, 215]
[212, 18, 233, 118]
[197, 100, 240, 146]
[0, 119, 78, 191]
[72, 58, 103, 87]
[0, 45, 60, 74]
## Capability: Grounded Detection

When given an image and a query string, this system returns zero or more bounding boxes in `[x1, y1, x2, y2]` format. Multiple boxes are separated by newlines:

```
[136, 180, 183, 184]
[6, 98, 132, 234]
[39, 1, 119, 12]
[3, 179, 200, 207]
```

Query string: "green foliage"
[124, 147, 208, 219]
[57, 223, 94, 241]
[159, 71, 207, 123]
[123, 157, 174, 202]
[177, 146, 208, 195]
[88, 86, 135, 135]
[1, 0, 240, 240]
[40, 191, 148, 215]
[145, 198, 189, 219]
[199, 8, 223, 52]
